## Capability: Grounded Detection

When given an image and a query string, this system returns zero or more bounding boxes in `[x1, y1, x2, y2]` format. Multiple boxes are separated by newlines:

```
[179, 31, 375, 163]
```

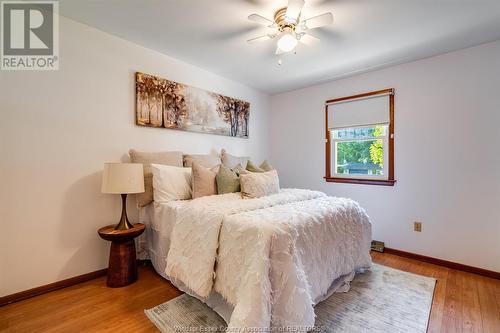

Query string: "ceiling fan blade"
[299, 33, 320, 45]
[302, 12, 333, 30]
[248, 14, 274, 27]
[286, 0, 305, 21]
[247, 34, 276, 43]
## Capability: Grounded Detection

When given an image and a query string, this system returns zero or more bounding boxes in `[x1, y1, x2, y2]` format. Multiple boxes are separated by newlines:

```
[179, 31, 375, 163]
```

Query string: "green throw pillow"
[246, 160, 265, 172]
[216, 165, 241, 194]
[246, 160, 274, 172]
[260, 160, 273, 172]
[232, 163, 246, 175]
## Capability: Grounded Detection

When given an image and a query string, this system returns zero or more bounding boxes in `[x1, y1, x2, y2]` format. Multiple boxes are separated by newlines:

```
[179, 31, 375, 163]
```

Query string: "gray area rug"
[145, 264, 436, 333]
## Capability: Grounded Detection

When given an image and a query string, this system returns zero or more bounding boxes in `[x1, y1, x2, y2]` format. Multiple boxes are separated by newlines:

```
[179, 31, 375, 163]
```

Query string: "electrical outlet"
[414, 221, 422, 232]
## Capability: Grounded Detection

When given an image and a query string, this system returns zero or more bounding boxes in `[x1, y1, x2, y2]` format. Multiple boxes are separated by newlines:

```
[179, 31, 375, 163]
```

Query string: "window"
[325, 89, 395, 186]
[333, 125, 388, 177]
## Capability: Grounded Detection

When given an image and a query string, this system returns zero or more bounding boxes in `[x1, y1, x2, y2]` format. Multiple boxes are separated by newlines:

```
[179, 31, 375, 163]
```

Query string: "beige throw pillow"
[151, 164, 192, 203]
[240, 170, 280, 199]
[184, 154, 221, 168]
[221, 149, 249, 169]
[129, 149, 184, 207]
[192, 162, 220, 199]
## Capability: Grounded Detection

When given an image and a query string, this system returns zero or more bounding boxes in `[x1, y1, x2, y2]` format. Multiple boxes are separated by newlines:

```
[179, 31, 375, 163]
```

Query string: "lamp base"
[114, 193, 134, 230]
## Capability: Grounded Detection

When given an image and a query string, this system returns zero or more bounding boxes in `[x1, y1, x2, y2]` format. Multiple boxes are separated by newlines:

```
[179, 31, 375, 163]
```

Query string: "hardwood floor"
[0, 263, 181, 332]
[1, 253, 499, 332]
[371, 252, 500, 333]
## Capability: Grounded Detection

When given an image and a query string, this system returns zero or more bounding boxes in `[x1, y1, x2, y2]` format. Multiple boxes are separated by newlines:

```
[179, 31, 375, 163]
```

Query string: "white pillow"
[151, 164, 192, 202]
[240, 170, 280, 199]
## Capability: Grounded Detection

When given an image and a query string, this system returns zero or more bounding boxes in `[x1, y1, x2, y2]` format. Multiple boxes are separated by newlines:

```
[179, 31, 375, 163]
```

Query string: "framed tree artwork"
[135, 72, 250, 138]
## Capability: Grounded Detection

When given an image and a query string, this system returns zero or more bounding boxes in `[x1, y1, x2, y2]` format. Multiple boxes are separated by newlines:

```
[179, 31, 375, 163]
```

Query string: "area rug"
[145, 264, 436, 333]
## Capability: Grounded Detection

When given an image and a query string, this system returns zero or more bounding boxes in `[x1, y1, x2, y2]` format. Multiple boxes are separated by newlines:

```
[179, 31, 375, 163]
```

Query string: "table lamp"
[101, 163, 145, 230]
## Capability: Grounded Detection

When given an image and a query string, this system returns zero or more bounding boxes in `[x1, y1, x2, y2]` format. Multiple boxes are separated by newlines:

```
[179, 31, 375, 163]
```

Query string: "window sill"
[324, 177, 396, 186]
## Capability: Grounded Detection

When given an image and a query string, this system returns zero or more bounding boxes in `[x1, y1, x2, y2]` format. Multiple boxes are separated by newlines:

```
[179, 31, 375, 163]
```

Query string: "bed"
[137, 188, 372, 331]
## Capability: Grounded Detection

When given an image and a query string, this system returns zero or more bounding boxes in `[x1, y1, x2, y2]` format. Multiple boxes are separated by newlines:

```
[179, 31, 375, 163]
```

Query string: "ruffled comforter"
[166, 189, 372, 331]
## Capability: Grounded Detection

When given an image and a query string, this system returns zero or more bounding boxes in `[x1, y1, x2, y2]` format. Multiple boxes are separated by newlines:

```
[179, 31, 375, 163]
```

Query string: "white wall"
[270, 41, 500, 272]
[0, 16, 270, 296]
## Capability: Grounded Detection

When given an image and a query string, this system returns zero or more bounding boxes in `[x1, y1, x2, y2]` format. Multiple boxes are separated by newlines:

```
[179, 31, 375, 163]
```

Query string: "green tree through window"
[337, 141, 372, 164]
[370, 126, 384, 168]
[336, 125, 385, 172]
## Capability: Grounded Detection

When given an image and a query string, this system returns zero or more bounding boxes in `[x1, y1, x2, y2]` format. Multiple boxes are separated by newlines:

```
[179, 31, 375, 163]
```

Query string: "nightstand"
[98, 223, 145, 288]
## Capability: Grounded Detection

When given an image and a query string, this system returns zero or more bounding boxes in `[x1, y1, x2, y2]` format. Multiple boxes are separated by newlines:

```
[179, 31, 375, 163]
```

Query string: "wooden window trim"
[325, 88, 396, 186]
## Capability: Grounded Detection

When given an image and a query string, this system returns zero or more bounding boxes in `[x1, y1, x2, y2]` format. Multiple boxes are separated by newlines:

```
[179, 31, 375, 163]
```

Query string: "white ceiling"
[59, 0, 500, 94]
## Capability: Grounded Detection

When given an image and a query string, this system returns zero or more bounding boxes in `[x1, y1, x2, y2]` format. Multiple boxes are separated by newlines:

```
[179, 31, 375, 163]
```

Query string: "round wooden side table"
[98, 223, 145, 288]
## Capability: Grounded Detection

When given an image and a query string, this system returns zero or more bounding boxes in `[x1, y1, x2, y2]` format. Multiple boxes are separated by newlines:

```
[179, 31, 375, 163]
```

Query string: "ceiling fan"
[247, 0, 333, 59]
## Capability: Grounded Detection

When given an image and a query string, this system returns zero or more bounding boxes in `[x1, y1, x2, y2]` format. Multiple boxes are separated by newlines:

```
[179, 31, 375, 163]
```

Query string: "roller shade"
[327, 93, 390, 129]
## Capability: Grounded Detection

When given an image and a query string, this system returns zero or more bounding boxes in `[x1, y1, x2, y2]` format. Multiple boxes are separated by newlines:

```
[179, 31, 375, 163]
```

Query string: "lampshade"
[101, 163, 145, 194]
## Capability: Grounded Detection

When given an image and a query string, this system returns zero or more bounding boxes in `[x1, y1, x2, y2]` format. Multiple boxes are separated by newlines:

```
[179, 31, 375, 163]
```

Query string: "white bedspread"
[165, 189, 372, 331]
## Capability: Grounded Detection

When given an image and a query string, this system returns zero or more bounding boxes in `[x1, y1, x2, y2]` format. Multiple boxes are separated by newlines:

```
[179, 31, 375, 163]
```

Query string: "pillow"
[184, 154, 221, 168]
[151, 164, 192, 203]
[260, 160, 274, 172]
[232, 163, 247, 175]
[240, 170, 280, 199]
[246, 160, 274, 173]
[192, 162, 220, 199]
[216, 165, 242, 194]
[246, 160, 264, 172]
[129, 149, 183, 207]
[221, 149, 249, 169]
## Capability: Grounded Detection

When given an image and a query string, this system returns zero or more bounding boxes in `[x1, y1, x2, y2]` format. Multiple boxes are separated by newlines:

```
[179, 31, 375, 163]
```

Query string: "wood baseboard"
[0, 260, 152, 307]
[384, 247, 500, 280]
[0, 268, 108, 307]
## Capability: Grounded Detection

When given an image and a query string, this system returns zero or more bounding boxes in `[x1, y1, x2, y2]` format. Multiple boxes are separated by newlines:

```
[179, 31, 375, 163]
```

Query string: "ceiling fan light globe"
[277, 34, 298, 53]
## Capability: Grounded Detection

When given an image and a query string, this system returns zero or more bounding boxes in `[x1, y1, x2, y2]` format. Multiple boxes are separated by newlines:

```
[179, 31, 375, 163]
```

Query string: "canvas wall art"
[135, 72, 250, 138]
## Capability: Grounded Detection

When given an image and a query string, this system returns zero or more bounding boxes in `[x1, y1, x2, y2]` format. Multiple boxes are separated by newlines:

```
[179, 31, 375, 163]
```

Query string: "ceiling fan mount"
[274, 7, 297, 30]
[247, 0, 334, 60]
